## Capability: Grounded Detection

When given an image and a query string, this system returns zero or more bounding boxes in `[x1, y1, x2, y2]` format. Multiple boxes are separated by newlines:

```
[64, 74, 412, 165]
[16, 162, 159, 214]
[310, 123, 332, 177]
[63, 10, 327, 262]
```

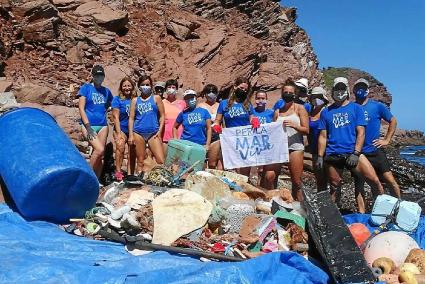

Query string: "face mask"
[256, 101, 266, 110]
[313, 98, 325, 106]
[235, 88, 247, 100]
[167, 88, 177, 98]
[139, 86, 152, 95]
[332, 89, 348, 102]
[282, 92, 295, 103]
[355, 88, 368, 100]
[187, 98, 197, 109]
[206, 92, 217, 102]
[93, 75, 104, 86]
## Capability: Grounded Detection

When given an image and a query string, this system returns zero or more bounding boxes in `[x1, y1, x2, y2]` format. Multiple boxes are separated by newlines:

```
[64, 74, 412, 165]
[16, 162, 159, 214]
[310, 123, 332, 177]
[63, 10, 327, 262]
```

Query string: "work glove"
[84, 123, 97, 141]
[315, 156, 324, 170]
[346, 153, 360, 168]
[251, 117, 260, 129]
[212, 124, 222, 134]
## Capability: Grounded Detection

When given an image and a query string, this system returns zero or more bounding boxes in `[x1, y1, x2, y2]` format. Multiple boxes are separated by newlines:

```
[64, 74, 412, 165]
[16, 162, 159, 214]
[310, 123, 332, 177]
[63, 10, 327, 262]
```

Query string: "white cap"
[183, 89, 197, 98]
[311, 86, 329, 102]
[353, 78, 370, 88]
[295, 78, 309, 90]
[333, 77, 349, 88]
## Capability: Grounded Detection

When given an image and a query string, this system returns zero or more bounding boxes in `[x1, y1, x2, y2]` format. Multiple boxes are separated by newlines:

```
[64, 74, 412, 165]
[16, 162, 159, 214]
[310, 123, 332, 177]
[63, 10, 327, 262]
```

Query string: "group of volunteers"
[78, 64, 400, 213]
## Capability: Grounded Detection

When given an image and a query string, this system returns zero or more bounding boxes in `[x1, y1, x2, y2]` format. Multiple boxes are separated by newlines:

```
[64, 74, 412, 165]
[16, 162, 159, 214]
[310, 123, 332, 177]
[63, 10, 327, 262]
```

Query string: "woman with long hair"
[78, 64, 113, 180]
[263, 78, 309, 200]
[111, 77, 137, 181]
[128, 75, 165, 177]
[214, 77, 258, 177]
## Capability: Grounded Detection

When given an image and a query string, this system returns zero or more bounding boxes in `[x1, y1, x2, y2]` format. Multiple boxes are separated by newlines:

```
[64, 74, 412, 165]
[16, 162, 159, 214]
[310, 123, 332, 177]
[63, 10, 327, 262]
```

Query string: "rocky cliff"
[0, 0, 322, 144]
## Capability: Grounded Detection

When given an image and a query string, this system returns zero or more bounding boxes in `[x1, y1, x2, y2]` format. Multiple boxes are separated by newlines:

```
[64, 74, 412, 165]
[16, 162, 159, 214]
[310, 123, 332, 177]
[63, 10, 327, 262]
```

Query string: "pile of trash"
[62, 167, 309, 260]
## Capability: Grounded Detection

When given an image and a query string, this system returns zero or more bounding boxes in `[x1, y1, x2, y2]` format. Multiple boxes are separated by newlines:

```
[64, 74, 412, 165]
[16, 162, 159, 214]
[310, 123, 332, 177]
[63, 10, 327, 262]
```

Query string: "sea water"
[400, 145, 425, 166]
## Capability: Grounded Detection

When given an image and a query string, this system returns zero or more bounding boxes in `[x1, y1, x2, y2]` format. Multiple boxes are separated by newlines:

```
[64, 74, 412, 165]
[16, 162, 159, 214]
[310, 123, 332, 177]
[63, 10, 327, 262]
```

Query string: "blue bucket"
[0, 108, 99, 223]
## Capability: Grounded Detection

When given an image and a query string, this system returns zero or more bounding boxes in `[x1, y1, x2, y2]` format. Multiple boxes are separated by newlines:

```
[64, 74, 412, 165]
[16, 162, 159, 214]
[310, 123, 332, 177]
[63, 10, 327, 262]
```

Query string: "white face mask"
[332, 90, 348, 102]
[167, 88, 177, 96]
[313, 98, 325, 106]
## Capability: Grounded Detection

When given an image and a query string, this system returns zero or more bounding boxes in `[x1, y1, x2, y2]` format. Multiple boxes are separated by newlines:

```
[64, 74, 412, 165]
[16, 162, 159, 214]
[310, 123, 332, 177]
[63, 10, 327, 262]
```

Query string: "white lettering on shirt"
[364, 110, 369, 122]
[332, 112, 351, 128]
[92, 93, 106, 104]
[228, 106, 246, 118]
[137, 102, 153, 115]
[188, 112, 202, 124]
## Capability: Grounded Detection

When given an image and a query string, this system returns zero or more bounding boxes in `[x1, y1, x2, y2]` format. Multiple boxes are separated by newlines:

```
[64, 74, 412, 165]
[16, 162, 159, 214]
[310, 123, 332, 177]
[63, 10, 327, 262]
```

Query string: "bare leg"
[82, 126, 108, 178]
[288, 150, 304, 201]
[352, 171, 367, 213]
[208, 141, 221, 169]
[326, 163, 344, 206]
[127, 144, 136, 175]
[113, 131, 127, 173]
[148, 135, 165, 164]
[312, 154, 327, 192]
[355, 155, 384, 198]
[133, 133, 147, 175]
[261, 163, 281, 190]
[382, 171, 401, 198]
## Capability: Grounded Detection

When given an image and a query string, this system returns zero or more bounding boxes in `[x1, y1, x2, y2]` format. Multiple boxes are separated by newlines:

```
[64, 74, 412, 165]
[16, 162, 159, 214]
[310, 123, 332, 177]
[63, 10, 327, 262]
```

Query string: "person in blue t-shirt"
[128, 75, 165, 177]
[316, 77, 384, 212]
[214, 76, 259, 177]
[353, 78, 400, 210]
[253, 90, 274, 124]
[111, 77, 137, 181]
[173, 89, 212, 149]
[307, 86, 329, 192]
[78, 65, 113, 179]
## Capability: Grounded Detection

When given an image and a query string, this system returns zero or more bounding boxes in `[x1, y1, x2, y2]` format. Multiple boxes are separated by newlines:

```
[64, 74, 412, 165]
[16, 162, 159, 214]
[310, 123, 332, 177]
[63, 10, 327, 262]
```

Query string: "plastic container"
[0, 108, 99, 223]
[165, 139, 206, 172]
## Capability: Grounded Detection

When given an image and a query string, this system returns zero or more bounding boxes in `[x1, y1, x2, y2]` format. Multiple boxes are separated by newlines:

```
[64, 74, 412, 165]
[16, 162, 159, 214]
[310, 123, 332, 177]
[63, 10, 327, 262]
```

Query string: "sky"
[281, 0, 425, 131]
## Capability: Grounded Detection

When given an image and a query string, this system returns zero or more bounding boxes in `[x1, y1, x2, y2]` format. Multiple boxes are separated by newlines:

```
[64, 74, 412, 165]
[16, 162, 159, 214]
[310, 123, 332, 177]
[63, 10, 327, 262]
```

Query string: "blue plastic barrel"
[0, 108, 99, 223]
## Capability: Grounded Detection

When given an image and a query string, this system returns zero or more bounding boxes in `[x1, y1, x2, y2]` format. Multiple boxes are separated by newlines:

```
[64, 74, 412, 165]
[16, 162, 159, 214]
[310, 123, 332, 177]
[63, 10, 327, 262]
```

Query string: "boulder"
[22, 17, 60, 43]
[13, 0, 58, 21]
[166, 18, 201, 41]
[74, 1, 128, 32]
[0, 78, 12, 92]
[14, 83, 65, 105]
[52, 0, 82, 11]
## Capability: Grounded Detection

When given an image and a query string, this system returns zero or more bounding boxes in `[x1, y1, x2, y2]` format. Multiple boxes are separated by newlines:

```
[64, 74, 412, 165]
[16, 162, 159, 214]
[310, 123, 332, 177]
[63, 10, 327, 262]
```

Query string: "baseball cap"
[154, 81, 166, 89]
[91, 65, 105, 76]
[295, 78, 309, 90]
[333, 77, 349, 88]
[353, 78, 369, 88]
[311, 86, 329, 101]
[183, 89, 197, 99]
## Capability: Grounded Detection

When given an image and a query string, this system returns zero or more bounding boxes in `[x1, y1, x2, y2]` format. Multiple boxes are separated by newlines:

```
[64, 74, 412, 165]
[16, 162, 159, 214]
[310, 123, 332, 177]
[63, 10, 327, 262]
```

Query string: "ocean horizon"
[400, 145, 425, 167]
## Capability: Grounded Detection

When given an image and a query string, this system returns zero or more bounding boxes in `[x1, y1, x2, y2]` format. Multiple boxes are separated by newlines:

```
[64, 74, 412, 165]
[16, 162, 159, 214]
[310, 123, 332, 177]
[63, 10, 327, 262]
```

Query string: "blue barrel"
[0, 108, 99, 223]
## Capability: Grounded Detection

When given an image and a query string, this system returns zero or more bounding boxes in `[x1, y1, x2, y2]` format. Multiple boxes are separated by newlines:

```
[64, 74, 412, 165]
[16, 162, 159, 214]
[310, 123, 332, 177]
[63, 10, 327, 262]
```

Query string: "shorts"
[134, 131, 156, 141]
[91, 126, 104, 133]
[324, 153, 352, 170]
[364, 149, 391, 175]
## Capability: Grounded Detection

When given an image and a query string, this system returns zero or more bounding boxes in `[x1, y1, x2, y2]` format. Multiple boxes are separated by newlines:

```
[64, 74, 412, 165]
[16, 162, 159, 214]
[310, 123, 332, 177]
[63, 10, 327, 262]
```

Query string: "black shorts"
[324, 154, 353, 170]
[364, 149, 391, 175]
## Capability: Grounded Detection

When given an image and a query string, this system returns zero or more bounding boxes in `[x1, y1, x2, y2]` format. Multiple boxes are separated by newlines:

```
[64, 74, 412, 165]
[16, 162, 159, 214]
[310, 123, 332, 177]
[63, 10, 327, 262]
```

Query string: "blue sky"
[281, 0, 425, 131]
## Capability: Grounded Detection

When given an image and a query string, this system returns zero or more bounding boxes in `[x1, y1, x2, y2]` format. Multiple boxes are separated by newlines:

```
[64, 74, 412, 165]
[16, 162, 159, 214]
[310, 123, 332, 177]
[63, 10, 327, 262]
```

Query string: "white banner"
[220, 121, 289, 169]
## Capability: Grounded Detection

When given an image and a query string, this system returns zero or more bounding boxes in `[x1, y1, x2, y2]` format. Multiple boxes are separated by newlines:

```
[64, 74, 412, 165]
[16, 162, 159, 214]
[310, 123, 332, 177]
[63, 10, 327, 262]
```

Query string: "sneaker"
[114, 171, 124, 181]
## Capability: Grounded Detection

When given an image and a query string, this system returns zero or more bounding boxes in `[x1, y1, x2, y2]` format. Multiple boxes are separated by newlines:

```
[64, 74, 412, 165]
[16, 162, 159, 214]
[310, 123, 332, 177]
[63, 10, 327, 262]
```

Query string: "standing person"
[78, 64, 113, 180]
[253, 90, 274, 124]
[263, 79, 309, 199]
[353, 78, 400, 210]
[173, 89, 212, 150]
[214, 77, 259, 177]
[128, 75, 165, 177]
[308, 87, 329, 192]
[154, 81, 166, 99]
[198, 84, 221, 169]
[316, 77, 384, 212]
[162, 79, 184, 147]
[111, 77, 137, 181]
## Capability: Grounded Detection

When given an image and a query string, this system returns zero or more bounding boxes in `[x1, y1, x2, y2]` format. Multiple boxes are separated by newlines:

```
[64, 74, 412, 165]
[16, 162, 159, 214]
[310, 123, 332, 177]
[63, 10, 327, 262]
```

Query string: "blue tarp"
[0, 203, 330, 283]
[343, 213, 425, 249]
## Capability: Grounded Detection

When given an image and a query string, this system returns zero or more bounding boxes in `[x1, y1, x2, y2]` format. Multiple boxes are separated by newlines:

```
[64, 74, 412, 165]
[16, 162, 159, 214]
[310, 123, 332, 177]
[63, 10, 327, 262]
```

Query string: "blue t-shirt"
[134, 95, 159, 134]
[308, 119, 321, 155]
[318, 102, 367, 155]
[217, 99, 253, 128]
[254, 109, 274, 124]
[360, 99, 393, 153]
[273, 99, 311, 113]
[78, 83, 113, 126]
[176, 107, 211, 145]
[111, 96, 131, 133]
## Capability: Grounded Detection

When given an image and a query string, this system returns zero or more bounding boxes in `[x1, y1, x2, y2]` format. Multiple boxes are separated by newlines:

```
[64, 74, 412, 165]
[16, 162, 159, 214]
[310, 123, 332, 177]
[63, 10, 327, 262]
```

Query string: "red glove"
[251, 117, 260, 129]
[212, 124, 222, 134]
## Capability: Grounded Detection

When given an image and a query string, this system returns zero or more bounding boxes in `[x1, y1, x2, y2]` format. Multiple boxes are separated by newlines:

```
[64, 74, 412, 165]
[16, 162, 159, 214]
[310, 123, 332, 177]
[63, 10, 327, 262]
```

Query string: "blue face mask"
[139, 86, 152, 95]
[355, 88, 368, 100]
[187, 98, 197, 108]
